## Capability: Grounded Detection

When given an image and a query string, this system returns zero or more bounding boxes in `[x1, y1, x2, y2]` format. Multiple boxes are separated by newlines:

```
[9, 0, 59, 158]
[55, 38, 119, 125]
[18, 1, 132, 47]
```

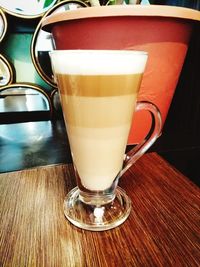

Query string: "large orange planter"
[43, 5, 200, 144]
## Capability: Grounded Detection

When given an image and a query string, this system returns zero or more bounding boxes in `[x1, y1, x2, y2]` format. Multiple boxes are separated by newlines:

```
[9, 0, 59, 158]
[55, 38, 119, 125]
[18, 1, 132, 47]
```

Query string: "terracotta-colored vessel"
[42, 5, 200, 144]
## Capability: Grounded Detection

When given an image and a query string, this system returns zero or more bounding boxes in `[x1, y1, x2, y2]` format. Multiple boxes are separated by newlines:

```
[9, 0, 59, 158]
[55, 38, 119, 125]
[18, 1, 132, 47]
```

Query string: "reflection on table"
[0, 119, 71, 173]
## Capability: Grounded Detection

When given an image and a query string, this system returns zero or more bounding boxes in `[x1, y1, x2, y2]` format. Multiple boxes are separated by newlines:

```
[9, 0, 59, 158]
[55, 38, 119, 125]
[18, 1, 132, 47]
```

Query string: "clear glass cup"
[50, 50, 162, 231]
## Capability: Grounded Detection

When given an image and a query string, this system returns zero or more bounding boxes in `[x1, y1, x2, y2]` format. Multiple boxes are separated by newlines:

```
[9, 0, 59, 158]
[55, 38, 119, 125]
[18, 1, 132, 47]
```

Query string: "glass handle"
[121, 101, 162, 176]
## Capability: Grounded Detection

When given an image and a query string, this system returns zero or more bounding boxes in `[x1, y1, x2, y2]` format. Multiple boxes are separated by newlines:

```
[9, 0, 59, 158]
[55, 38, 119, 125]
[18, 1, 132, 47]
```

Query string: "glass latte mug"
[50, 50, 162, 231]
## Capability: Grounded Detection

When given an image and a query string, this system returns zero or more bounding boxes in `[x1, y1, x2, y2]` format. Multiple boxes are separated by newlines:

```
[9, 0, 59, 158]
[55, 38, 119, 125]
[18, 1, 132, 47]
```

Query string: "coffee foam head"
[50, 50, 148, 75]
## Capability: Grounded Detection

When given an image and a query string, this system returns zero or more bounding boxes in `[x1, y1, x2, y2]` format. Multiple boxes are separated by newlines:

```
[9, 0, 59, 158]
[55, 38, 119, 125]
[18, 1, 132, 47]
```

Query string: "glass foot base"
[63, 186, 132, 231]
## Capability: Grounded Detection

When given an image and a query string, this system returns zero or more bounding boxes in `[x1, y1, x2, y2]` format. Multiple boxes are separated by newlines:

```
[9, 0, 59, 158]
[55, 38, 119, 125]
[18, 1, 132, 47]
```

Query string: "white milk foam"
[50, 50, 148, 75]
[50, 50, 147, 191]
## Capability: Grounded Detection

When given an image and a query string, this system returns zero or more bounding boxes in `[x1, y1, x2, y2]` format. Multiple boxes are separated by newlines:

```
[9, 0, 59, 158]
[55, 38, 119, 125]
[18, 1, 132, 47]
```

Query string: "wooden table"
[0, 153, 199, 267]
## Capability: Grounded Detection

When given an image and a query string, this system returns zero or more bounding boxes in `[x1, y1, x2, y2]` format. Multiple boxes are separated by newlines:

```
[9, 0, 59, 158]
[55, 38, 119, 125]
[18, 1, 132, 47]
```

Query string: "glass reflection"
[0, 121, 53, 143]
[0, 55, 14, 87]
[31, 0, 88, 86]
[0, 86, 51, 112]
[0, 0, 58, 18]
[0, 13, 3, 38]
[0, 8, 7, 42]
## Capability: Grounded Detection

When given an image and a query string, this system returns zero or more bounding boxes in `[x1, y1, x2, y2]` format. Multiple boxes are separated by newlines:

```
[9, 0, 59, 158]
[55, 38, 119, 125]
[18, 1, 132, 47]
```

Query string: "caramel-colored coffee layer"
[56, 73, 142, 96]
[61, 94, 137, 128]
[56, 73, 142, 128]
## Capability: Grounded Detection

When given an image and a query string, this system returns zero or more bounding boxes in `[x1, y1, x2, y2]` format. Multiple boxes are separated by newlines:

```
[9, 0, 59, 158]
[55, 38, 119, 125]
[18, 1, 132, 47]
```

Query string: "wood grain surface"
[0, 153, 199, 267]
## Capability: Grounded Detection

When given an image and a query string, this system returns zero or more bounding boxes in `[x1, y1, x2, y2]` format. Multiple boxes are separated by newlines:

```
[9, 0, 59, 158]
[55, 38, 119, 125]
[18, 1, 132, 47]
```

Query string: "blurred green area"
[43, 0, 55, 8]
[0, 32, 52, 92]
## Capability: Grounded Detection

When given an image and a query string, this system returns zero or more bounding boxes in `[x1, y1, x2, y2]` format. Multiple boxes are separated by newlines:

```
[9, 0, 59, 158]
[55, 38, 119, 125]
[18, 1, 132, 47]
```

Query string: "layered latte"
[50, 50, 147, 191]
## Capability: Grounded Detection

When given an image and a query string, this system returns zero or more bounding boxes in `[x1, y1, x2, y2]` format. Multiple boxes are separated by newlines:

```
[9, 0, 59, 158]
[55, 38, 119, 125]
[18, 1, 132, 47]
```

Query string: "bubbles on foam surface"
[50, 50, 148, 75]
